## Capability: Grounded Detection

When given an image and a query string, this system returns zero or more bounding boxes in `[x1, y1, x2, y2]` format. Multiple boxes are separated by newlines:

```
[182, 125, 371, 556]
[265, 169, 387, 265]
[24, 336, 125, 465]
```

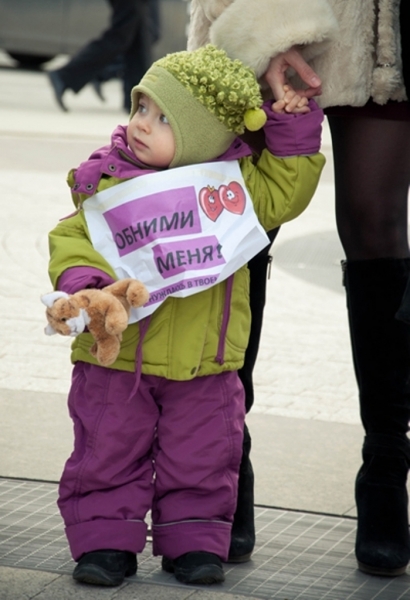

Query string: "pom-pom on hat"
[130, 44, 266, 168]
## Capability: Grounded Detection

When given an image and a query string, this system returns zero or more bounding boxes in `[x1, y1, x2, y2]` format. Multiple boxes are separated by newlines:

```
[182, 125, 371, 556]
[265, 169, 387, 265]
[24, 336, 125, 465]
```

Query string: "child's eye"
[138, 103, 147, 114]
[160, 114, 169, 124]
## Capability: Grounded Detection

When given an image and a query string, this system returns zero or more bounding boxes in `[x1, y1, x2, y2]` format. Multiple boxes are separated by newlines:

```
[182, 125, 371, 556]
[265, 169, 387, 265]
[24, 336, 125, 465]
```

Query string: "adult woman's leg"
[229, 228, 280, 562]
[328, 113, 410, 576]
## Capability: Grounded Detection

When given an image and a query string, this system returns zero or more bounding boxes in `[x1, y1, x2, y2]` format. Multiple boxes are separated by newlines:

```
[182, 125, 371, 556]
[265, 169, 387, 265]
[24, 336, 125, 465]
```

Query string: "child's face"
[127, 94, 176, 168]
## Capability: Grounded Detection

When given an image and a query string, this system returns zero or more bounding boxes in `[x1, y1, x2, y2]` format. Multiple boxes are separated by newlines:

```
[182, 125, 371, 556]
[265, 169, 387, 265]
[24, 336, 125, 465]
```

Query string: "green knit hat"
[130, 44, 266, 168]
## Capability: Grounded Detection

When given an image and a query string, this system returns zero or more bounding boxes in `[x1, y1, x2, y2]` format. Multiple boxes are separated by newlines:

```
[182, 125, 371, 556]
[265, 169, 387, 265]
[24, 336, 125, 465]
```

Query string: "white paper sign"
[83, 160, 269, 321]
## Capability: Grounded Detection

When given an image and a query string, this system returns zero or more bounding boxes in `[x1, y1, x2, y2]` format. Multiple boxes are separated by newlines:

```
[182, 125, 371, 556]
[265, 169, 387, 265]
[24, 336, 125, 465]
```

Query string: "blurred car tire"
[6, 52, 55, 67]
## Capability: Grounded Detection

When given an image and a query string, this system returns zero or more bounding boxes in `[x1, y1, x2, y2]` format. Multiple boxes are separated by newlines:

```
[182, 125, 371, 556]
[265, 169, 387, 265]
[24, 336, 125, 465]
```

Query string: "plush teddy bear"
[41, 278, 149, 366]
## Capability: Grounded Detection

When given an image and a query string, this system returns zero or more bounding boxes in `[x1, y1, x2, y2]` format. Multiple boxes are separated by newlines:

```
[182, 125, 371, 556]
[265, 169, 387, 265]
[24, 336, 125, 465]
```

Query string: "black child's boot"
[228, 423, 255, 562]
[343, 258, 410, 576]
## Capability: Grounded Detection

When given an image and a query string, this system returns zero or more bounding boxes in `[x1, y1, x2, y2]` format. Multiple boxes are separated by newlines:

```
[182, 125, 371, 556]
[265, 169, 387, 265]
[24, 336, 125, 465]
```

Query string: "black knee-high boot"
[228, 423, 255, 562]
[343, 258, 410, 576]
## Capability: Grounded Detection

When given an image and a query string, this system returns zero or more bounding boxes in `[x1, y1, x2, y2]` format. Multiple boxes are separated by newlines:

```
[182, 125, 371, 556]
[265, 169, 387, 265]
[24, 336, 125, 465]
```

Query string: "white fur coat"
[187, 0, 407, 107]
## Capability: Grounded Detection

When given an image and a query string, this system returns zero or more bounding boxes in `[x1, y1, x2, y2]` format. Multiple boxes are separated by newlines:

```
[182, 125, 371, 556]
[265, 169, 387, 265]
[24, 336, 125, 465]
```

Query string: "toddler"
[47, 44, 325, 587]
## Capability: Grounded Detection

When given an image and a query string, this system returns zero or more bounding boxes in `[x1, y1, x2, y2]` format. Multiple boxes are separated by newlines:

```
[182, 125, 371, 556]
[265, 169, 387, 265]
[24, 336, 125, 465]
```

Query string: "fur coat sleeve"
[187, 0, 408, 107]
[400, 0, 410, 97]
[187, 0, 338, 78]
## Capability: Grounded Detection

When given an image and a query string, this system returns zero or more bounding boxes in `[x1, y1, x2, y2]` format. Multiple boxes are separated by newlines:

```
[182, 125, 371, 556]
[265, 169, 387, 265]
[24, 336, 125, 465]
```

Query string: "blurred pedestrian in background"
[47, 0, 160, 113]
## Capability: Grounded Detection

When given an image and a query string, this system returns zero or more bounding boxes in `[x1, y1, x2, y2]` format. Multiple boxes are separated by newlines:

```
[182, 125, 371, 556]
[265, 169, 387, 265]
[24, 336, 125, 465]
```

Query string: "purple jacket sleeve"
[262, 99, 324, 157]
[57, 267, 116, 294]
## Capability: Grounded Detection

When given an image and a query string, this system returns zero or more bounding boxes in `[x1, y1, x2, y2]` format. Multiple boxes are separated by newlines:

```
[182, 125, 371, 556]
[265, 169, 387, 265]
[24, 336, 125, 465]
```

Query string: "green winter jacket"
[48, 127, 325, 380]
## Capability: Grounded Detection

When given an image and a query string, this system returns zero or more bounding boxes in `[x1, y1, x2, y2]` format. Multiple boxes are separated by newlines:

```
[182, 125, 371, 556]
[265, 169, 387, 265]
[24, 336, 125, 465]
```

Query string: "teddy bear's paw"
[126, 282, 150, 308]
[89, 342, 98, 359]
[104, 309, 129, 335]
[91, 337, 121, 366]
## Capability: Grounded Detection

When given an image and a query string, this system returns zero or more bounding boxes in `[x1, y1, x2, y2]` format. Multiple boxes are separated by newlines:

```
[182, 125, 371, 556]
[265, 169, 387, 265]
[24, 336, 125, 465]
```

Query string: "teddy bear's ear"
[44, 323, 57, 336]
[40, 291, 69, 307]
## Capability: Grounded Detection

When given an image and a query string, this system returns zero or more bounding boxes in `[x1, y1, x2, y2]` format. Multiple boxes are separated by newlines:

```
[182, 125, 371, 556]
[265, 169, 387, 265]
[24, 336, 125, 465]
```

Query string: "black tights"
[327, 115, 410, 260]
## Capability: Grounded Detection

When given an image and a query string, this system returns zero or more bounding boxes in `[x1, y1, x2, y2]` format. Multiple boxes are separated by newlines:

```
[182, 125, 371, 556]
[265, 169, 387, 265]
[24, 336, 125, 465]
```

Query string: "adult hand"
[264, 47, 322, 102]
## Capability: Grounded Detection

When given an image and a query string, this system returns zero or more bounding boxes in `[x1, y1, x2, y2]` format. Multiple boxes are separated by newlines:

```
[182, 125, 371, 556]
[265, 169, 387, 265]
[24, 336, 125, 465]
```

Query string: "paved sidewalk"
[1, 51, 408, 599]
[3, 478, 410, 600]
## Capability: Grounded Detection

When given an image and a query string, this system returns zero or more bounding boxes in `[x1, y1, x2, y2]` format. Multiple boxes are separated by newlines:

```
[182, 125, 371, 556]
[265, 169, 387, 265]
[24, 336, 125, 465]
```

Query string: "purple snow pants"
[58, 362, 245, 561]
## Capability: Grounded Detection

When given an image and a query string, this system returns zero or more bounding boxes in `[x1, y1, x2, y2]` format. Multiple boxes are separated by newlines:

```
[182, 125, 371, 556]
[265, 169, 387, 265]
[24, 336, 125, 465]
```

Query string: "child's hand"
[272, 85, 311, 114]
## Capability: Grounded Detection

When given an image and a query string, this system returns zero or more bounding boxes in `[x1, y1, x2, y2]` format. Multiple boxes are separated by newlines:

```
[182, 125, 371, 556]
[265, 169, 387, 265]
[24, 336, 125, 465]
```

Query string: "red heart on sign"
[198, 185, 224, 221]
[219, 181, 246, 215]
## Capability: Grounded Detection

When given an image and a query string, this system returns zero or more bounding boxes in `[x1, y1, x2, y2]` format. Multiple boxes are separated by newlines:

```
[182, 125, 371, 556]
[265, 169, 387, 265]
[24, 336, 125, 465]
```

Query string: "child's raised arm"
[272, 84, 311, 114]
